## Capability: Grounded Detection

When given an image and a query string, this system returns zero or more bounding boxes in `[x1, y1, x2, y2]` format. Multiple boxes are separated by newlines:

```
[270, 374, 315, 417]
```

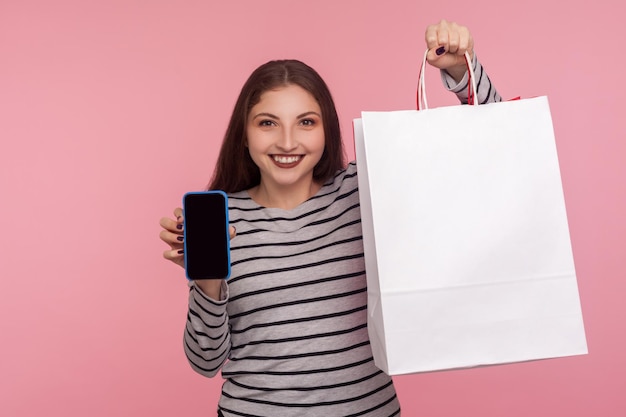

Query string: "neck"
[249, 180, 322, 210]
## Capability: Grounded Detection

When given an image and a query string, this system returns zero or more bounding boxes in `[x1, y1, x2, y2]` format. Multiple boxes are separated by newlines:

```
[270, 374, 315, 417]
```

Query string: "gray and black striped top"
[184, 56, 500, 417]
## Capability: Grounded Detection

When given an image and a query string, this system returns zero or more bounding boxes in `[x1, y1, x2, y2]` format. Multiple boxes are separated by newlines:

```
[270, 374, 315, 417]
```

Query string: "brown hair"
[207, 59, 345, 192]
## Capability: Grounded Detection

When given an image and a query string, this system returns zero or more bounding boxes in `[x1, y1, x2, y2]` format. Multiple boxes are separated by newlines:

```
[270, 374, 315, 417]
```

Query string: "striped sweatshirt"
[184, 56, 501, 416]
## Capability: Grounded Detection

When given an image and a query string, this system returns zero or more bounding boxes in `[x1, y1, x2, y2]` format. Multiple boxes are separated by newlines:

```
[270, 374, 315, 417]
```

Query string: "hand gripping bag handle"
[417, 50, 476, 110]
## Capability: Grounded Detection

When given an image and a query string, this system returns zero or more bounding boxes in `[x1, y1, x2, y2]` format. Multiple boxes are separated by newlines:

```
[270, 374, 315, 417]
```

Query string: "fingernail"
[176, 224, 183, 230]
[436, 46, 445, 56]
[177, 236, 184, 242]
[177, 249, 184, 254]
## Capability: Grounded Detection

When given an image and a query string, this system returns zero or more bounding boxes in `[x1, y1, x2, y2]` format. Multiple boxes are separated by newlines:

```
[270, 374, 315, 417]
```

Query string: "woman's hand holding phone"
[159, 204, 236, 300]
[159, 207, 186, 269]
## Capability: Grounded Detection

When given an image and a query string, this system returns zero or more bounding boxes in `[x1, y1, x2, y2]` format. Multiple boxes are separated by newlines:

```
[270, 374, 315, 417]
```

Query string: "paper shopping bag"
[353, 86, 587, 375]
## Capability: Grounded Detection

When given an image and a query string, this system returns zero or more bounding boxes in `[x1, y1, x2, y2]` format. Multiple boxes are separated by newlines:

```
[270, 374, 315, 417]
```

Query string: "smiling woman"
[158, 20, 503, 417]
[207, 59, 346, 199]
[246, 84, 326, 209]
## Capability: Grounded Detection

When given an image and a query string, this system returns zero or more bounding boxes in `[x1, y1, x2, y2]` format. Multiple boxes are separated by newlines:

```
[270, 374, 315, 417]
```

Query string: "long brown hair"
[208, 59, 345, 192]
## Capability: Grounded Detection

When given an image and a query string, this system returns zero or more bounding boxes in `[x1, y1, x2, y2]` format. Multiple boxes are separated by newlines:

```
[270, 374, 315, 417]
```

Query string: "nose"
[276, 126, 298, 152]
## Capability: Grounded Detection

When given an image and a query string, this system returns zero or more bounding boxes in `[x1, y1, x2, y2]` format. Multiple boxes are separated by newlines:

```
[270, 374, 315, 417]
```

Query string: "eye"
[258, 119, 276, 127]
[300, 118, 316, 126]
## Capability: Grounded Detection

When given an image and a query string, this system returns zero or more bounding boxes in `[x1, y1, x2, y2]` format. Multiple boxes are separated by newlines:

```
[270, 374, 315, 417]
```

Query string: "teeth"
[273, 155, 300, 163]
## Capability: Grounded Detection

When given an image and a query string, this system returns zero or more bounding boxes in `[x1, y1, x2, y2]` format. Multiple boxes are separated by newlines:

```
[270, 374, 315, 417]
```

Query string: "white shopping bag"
[353, 52, 587, 375]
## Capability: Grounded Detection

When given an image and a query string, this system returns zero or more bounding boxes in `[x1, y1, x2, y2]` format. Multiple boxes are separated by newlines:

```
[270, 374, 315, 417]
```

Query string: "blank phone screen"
[183, 192, 230, 280]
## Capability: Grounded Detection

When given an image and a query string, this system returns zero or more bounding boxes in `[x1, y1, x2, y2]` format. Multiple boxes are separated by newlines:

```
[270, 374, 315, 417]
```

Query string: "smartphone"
[182, 191, 231, 280]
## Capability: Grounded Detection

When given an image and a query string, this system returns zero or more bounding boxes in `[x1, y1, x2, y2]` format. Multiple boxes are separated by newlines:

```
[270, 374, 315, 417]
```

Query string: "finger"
[174, 207, 184, 230]
[447, 25, 460, 54]
[229, 225, 237, 240]
[425, 19, 451, 50]
[160, 216, 184, 233]
[163, 248, 185, 268]
[159, 229, 184, 248]
[459, 28, 474, 60]
[450, 25, 471, 56]
[436, 21, 450, 51]
[424, 23, 440, 50]
[426, 19, 453, 63]
[163, 247, 184, 260]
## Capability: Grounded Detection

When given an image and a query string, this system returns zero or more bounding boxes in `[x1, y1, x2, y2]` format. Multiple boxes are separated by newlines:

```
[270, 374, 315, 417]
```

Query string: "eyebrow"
[251, 111, 321, 120]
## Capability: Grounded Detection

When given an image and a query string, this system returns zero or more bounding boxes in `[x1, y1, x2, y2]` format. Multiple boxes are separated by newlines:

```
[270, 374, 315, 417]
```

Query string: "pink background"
[1, 0, 624, 415]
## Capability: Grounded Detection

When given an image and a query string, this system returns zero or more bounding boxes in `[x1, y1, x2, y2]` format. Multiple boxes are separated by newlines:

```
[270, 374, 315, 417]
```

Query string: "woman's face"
[246, 84, 325, 196]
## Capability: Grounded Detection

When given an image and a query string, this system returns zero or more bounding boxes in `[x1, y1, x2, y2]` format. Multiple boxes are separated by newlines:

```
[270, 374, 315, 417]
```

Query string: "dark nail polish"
[176, 224, 183, 230]
[436, 46, 445, 56]
[177, 249, 184, 254]
[177, 236, 184, 242]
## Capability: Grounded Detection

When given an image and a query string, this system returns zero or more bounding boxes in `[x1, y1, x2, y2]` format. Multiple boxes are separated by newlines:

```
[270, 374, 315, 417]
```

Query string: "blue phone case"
[182, 190, 231, 280]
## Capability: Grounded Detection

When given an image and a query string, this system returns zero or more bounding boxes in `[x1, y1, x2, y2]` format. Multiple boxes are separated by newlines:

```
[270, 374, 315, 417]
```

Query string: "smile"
[272, 155, 302, 164]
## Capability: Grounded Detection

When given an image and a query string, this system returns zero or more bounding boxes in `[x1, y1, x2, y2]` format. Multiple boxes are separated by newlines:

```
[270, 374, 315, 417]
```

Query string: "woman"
[160, 19, 502, 416]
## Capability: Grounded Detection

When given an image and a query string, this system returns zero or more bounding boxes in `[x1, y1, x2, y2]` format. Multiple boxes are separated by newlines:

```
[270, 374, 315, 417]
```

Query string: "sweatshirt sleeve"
[183, 280, 231, 377]
[440, 53, 502, 105]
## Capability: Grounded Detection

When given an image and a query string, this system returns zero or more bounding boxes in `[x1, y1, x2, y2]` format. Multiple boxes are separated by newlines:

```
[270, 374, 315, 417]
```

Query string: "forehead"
[253, 84, 320, 113]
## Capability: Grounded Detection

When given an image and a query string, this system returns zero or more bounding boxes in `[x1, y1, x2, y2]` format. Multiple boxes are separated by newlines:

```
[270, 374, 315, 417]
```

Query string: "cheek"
[246, 143, 263, 163]
[245, 130, 263, 152]
[245, 136, 273, 169]
[314, 131, 326, 153]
